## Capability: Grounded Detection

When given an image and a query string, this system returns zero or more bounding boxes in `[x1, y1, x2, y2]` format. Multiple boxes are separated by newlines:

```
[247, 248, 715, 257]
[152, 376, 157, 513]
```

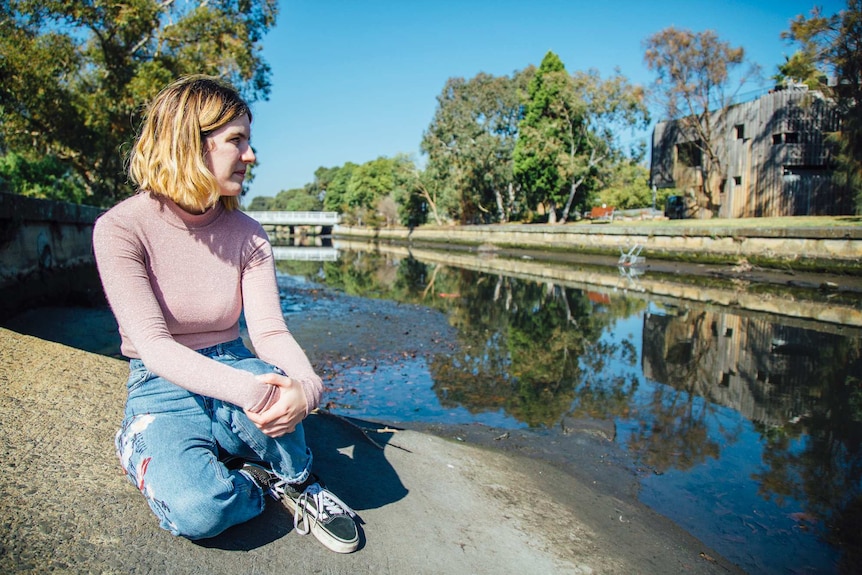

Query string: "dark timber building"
[650, 85, 851, 218]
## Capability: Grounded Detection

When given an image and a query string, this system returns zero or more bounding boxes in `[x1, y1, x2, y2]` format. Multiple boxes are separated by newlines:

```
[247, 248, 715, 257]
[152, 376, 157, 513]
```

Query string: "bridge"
[271, 246, 339, 261]
[243, 211, 340, 225]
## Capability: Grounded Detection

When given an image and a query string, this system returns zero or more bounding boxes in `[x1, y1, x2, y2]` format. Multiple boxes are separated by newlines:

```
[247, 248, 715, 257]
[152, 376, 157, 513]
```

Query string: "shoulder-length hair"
[128, 75, 252, 212]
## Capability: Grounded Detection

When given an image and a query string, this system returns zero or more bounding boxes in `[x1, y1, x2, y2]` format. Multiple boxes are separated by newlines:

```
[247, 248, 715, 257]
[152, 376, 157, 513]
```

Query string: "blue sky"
[244, 0, 845, 202]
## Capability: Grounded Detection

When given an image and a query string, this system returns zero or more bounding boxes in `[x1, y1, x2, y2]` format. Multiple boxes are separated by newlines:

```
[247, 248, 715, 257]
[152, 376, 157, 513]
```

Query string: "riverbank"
[335, 216, 862, 274]
[0, 326, 743, 574]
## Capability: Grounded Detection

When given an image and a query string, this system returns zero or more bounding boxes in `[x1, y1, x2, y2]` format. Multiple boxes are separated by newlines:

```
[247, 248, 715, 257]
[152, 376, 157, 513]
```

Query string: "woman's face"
[204, 114, 255, 197]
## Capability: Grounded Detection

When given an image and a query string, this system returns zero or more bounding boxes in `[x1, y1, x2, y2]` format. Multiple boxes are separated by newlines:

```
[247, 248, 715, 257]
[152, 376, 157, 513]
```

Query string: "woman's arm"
[92, 215, 276, 412]
[240, 237, 323, 415]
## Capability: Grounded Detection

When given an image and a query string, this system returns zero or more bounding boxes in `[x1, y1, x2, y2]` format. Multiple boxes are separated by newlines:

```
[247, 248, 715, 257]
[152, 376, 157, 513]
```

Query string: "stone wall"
[0, 193, 105, 319]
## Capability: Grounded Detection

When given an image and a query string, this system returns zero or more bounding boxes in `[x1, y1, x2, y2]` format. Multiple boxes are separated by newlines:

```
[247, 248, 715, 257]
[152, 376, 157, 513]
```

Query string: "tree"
[322, 162, 357, 213]
[513, 52, 571, 223]
[559, 69, 649, 220]
[346, 157, 396, 211]
[422, 70, 528, 224]
[782, 1, 862, 211]
[246, 195, 274, 211]
[0, 0, 278, 206]
[389, 154, 435, 227]
[596, 157, 662, 210]
[271, 187, 322, 211]
[513, 53, 648, 223]
[644, 27, 760, 217]
[0, 151, 87, 202]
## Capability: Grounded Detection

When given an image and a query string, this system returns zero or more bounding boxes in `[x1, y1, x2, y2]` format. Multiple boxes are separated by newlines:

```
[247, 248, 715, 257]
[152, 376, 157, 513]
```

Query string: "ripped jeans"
[114, 338, 312, 539]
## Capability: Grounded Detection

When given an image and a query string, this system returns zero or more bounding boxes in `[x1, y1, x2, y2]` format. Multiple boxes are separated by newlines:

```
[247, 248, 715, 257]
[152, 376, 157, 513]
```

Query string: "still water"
[275, 241, 862, 575]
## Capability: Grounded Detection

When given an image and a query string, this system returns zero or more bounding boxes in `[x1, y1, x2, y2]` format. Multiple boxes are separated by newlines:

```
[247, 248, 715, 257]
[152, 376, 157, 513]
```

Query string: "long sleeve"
[93, 193, 283, 412]
[240, 240, 323, 413]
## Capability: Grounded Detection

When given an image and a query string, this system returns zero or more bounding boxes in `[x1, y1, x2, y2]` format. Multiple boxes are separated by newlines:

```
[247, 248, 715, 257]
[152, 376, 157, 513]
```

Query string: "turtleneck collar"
[147, 191, 224, 230]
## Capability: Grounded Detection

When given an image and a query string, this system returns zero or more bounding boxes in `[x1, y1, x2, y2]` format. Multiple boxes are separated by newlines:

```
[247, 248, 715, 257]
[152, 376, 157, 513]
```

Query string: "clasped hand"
[243, 372, 307, 438]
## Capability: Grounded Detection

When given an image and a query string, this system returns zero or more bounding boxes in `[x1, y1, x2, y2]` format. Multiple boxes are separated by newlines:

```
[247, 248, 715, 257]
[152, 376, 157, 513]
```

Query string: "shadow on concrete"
[193, 412, 408, 552]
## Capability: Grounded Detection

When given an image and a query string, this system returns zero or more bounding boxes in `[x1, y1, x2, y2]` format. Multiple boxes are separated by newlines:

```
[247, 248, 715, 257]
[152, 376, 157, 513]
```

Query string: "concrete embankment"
[0, 328, 743, 574]
[0, 193, 104, 320]
[335, 220, 862, 273]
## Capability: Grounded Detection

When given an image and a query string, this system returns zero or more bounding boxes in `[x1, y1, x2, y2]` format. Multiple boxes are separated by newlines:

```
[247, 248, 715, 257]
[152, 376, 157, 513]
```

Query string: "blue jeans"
[114, 338, 312, 539]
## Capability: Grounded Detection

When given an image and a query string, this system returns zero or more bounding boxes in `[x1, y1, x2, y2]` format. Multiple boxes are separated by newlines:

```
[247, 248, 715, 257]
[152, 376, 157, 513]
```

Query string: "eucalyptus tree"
[322, 162, 357, 213]
[0, 0, 278, 206]
[560, 69, 649, 220]
[389, 154, 437, 227]
[271, 187, 322, 211]
[421, 70, 528, 224]
[346, 157, 396, 210]
[644, 27, 760, 217]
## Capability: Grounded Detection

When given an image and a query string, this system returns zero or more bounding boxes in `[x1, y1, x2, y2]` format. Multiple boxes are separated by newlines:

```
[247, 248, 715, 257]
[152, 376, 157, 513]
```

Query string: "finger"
[256, 372, 294, 388]
[263, 424, 295, 438]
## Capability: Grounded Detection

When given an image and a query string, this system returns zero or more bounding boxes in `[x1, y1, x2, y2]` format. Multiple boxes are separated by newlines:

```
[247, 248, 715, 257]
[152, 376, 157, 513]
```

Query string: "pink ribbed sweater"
[93, 192, 322, 414]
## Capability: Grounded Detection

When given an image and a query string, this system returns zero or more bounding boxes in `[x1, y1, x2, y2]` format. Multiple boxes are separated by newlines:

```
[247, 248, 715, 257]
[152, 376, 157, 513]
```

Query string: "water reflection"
[278, 245, 862, 574]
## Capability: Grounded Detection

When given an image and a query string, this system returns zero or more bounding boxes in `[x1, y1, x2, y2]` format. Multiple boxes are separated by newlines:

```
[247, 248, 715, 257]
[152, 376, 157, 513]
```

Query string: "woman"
[93, 75, 358, 553]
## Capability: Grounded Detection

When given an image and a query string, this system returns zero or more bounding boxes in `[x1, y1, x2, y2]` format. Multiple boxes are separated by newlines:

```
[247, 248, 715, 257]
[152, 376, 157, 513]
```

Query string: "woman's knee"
[161, 482, 262, 540]
[232, 357, 280, 377]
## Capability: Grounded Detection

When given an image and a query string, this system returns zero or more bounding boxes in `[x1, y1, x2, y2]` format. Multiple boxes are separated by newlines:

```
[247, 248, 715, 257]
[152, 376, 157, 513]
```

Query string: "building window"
[774, 132, 801, 144]
[734, 124, 745, 140]
[733, 176, 742, 186]
[676, 141, 702, 168]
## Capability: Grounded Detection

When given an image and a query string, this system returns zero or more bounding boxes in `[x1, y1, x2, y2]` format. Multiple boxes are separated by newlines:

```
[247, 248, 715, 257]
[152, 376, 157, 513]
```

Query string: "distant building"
[650, 85, 851, 218]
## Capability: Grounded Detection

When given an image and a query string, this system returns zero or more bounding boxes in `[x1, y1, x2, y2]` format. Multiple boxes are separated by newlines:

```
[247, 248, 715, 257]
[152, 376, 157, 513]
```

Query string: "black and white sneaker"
[240, 463, 359, 554]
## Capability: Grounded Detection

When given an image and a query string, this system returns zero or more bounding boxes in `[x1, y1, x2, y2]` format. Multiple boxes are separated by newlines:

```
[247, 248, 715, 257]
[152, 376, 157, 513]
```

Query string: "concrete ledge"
[336, 223, 862, 269]
[0, 328, 741, 574]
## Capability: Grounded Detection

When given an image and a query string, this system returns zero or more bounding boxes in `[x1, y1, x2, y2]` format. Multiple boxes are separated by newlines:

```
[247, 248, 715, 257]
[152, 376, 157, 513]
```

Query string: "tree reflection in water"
[280, 249, 862, 573]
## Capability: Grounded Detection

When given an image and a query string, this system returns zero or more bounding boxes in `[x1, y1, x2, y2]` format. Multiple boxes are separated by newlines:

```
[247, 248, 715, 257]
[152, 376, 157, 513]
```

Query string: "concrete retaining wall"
[336, 222, 862, 271]
[0, 193, 105, 319]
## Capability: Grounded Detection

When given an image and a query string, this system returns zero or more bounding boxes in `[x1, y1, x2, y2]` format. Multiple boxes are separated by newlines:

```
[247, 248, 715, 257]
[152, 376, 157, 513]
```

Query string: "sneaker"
[240, 463, 359, 554]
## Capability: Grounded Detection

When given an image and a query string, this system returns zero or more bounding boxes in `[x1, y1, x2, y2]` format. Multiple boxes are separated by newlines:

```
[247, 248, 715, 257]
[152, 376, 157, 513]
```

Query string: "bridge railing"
[271, 247, 339, 261]
[244, 211, 340, 225]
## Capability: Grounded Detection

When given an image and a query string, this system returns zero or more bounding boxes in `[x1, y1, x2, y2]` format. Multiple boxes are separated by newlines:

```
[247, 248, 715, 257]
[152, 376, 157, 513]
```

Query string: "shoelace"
[269, 480, 356, 535]
[293, 483, 357, 535]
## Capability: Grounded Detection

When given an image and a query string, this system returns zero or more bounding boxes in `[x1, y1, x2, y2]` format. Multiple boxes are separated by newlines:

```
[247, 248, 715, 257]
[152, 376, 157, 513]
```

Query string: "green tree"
[389, 154, 432, 227]
[0, 0, 278, 206]
[596, 158, 657, 210]
[245, 195, 274, 211]
[644, 27, 760, 218]
[0, 151, 87, 203]
[513, 51, 571, 223]
[782, 0, 862, 212]
[322, 162, 357, 213]
[341, 156, 410, 226]
[559, 69, 650, 220]
[422, 70, 528, 224]
[271, 187, 322, 211]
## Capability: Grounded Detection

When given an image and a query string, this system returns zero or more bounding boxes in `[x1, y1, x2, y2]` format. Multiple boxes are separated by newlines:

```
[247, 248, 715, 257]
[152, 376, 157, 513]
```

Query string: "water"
[274, 243, 862, 575]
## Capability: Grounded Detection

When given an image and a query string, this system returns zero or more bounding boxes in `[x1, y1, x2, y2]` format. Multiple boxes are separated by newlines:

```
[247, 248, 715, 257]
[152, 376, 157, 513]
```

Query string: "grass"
[582, 215, 862, 229]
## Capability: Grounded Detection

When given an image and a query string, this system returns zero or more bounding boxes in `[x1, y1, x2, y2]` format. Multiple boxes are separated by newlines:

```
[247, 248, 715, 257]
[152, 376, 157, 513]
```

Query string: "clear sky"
[244, 0, 845, 203]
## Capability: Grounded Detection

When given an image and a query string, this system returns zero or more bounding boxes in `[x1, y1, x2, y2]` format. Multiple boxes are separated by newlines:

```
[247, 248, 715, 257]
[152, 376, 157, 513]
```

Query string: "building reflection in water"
[638, 307, 861, 574]
[642, 309, 850, 429]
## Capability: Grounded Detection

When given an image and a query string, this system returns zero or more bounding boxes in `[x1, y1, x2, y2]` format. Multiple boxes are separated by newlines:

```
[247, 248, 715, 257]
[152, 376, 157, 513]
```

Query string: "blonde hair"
[128, 75, 252, 212]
